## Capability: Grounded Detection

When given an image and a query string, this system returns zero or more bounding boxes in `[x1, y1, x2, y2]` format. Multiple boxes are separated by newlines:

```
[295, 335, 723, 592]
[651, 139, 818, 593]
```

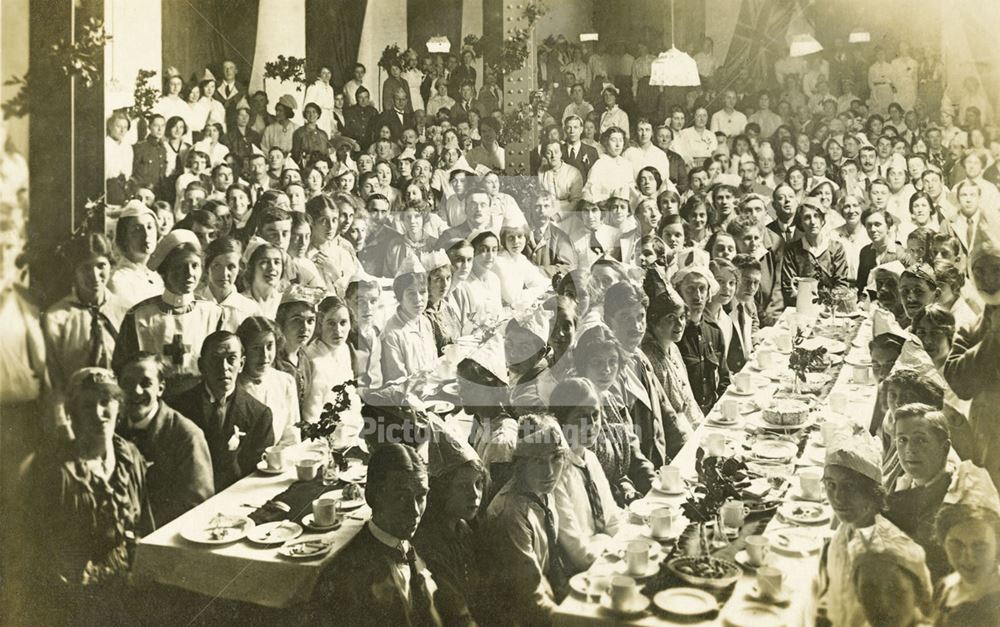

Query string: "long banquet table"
[553, 307, 878, 627]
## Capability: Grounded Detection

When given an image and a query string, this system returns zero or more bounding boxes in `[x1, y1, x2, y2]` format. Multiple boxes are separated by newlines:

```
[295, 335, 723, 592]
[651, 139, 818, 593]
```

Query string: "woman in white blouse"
[154, 74, 188, 127]
[182, 83, 210, 143]
[236, 316, 301, 447]
[192, 122, 230, 167]
[304, 67, 336, 136]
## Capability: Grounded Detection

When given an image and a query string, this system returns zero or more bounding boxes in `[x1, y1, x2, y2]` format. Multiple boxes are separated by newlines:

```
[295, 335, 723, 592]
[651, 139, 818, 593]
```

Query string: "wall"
[534, 0, 593, 42]
[104, 0, 161, 141]
[2, 0, 31, 157]
[357, 0, 408, 109]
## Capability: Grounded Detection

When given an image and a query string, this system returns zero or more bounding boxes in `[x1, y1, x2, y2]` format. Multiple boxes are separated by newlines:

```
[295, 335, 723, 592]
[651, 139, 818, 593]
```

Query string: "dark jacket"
[344, 104, 379, 146]
[779, 238, 851, 307]
[131, 137, 169, 195]
[304, 525, 441, 627]
[165, 382, 274, 491]
[118, 402, 215, 525]
[561, 142, 599, 179]
[372, 109, 415, 143]
[677, 318, 731, 414]
[527, 224, 575, 278]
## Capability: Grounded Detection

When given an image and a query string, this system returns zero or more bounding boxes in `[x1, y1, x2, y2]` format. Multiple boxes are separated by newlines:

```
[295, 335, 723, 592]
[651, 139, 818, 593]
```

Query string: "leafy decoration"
[3, 18, 111, 118]
[682, 454, 750, 525]
[789, 330, 829, 382]
[463, 35, 484, 59]
[297, 380, 356, 441]
[128, 69, 160, 120]
[523, 1, 549, 26]
[378, 44, 404, 71]
[490, 28, 531, 77]
[263, 55, 306, 88]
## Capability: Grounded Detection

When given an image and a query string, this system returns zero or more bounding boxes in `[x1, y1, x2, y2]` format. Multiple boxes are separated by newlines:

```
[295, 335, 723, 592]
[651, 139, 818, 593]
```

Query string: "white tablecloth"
[554, 310, 878, 626]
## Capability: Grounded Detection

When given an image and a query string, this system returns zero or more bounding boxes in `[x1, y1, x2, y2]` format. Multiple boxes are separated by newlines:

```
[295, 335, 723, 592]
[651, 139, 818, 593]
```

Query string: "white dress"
[239, 367, 301, 447]
[304, 80, 336, 135]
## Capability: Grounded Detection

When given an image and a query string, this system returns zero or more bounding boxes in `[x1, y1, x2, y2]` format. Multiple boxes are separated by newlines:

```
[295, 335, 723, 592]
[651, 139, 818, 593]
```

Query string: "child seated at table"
[551, 378, 624, 572]
[235, 316, 301, 447]
[852, 540, 933, 627]
[899, 263, 941, 328]
[458, 355, 517, 494]
[494, 214, 550, 308]
[273, 289, 316, 420]
[506, 312, 557, 416]
[305, 295, 359, 421]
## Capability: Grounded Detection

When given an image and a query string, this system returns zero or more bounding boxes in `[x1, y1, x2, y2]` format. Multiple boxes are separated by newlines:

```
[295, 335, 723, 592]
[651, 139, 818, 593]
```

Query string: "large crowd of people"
[2, 30, 1000, 626]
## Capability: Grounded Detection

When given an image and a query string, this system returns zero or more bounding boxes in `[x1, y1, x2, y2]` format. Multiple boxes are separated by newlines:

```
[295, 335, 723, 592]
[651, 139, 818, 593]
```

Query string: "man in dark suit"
[117, 352, 214, 525]
[655, 125, 688, 192]
[527, 191, 575, 277]
[305, 444, 440, 626]
[561, 115, 599, 179]
[449, 82, 479, 125]
[214, 61, 247, 117]
[132, 113, 170, 199]
[166, 331, 273, 491]
[372, 88, 414, 144]
[345, 87, 380, 148]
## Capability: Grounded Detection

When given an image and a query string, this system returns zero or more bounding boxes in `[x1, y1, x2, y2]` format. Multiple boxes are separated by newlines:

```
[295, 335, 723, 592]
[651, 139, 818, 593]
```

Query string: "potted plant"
[297, 380, 357, 484]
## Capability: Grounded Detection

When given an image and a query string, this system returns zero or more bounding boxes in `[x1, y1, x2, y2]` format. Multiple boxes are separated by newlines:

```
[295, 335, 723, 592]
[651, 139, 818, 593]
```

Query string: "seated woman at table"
[450, 231, 504, 335]
[305, 194, 357, 294]
[554, 269, 590, 322]
[853, 539, 934, 627]
[273, 290, 316, 419]
[932, 494, 1000, 625]
[112, 229, 227, 395]
[458, 355, 518, 491]
[934, 261, 978, 333]
[705, 258, 744, 372]
[239, 239, 286, 319]
[577, 257, 629, 336]
[197, 237, 260, 331]
[506, 313, 557, 416]
[819, 426, 919, 627]
[642, 286, 705, 430]
[481, 414, 570, 625]
[421, 250, 461, 355]
[780, 197, 851, 307]
[20, 368, 152, 624]
[305, 295, 359, 419]
[672, 266, 731, 414]
[551, 378, 624, 573]
[235, 316, 301, 447]
[344, 275, 383, 391]
[381, 256, 437, 385]
[413, 429, 488, 627]
[384, 199, 433, 278]
[572, 325, 656, 506]
[494, 214, 550, 308]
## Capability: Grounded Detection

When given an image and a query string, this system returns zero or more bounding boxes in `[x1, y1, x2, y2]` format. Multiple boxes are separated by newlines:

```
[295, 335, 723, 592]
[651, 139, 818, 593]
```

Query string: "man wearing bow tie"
[306, 444, 441, 626]
[166, 331, 273, 491]
[372, 88, 413, 143]
[214, 60, 247, 123]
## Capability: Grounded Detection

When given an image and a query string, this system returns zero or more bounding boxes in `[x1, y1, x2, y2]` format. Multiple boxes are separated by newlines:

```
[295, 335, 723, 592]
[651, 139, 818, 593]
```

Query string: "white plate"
[727, 386, 757, 397]
[706, 415, 740, 427]
[844, 355, 873, 367]
[441, 382, 460, 396]
[654, 587, 717, 617]
[424, 400, 455, 414]
[599, 592, 651, 616]
[256, 460, 287, 475]
[246, 521, 303, 545]
[180, 514, 254, 544]
[722, 602, 785, 627]
[767, 530, 823, 555]
[606, 538, 661, 560]
[778, 501, 831, 525]
[747, 583, 791, 604]
[750, 440, 799, 461]
[568, 571, 611, 597]
[302, 513, 343, 532]
[733, 550, 761, 571]
[279, 538, 334, 559]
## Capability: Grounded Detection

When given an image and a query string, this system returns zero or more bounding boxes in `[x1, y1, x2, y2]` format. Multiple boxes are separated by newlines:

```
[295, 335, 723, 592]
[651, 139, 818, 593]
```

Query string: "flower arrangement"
[499, 101, 535, 147]
[788, 330, 829, 383]
[463, 35, 484, 59]
[378, 44, 404, 71]
[128, 69, 161, 121]
[297, 380, 356, 442]
[263, 55, 306, 89]
[523, 1, 549, 26]
[814, 272, 856, 317]
[490, 28, 531, 77]
[683, 454, 750, 556]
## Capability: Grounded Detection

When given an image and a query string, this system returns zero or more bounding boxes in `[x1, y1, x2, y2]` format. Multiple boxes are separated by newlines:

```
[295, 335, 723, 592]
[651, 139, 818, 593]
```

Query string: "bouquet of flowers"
[263, 55, 306, 88]
[789, 330, 829, 382]
[462, 35, 484, 58]
[378, 44, 404, 71]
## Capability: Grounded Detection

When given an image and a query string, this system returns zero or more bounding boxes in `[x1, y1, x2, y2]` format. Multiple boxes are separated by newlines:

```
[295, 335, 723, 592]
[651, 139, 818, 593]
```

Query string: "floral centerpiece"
[814, 272, 857, 321]
[682, 454, 750, 553]
[297, 380, 356, 482]
[787, 330, 829, 395]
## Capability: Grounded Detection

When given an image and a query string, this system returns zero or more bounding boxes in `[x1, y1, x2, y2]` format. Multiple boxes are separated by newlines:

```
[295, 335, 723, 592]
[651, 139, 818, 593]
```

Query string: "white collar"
[368, 520, 409, 554]
[162, 289, 194, 309]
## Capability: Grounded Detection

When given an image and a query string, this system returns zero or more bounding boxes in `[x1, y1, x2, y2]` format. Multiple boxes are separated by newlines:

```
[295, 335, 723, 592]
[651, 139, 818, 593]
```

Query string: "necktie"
[569, 146, 576, 162]
[588, 230, 604, 256]
[72, 301, 118, 369]
[405, 546, 433, 623]
[738, 304, 748, 349]
[729, 305, 747, 372]
[579, 463, 606, 531]
[526, 493, 565, 578]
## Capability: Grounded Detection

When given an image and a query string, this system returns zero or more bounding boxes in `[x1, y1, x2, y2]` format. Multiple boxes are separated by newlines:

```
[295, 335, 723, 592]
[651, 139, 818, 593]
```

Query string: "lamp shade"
[580, 33, 599, 42]
[848, 30, 871, 44]
[426, 36, 451, 54]
[649, 48, 701, 87]
[789, 34, 823, 58]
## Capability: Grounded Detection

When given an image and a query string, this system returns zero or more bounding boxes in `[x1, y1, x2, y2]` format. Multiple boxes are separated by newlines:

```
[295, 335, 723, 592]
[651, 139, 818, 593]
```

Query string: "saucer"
[256, 460, 286, 475]
[787, 487, 826, 503]
[424, 400, 455, 415]
[747, 583, 791, 605]
[440, 382, 460, 396]
[734, 550, 762, 571]
[246, 521, 303, 545]
[279, 538, 334, 559]
[614, 559, 660, 579]
[728, 386, 756, 397]
[599, 592, 651, 616]
[569, 571, 611, 598]
[653, 587, 717, 617]
[302, 513, 343, 532]
[650, 484, 686, 496]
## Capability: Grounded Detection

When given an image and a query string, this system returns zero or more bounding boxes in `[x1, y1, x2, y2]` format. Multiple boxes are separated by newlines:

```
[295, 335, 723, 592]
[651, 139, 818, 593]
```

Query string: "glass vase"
[322, 435, 341, 486]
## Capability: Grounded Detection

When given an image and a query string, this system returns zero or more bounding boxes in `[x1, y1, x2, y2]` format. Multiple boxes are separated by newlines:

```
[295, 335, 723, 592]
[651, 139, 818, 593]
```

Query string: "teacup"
[261, 446, 286, 471]
[757, 566, 785, 599]
[852, 364, 871, 384]
[745, 534, 770, 567]
[625, 540, 650, 576]
[312, 495, 341, 527]
[774, 332, 793, 353]
[609, 576, 638, 611]
[734, 372, 753, 394]
[296, 456, 322, 481]
[757, 347, 776, 370]
[828, 391, 848, 414]
[704, 433, 727, 457]
[647, 507, 676, 539]
[656, 465, 683, 493]
[720, 500, 750, 532]
[720, 398, 741, 422]
[799, 467, 824, 500]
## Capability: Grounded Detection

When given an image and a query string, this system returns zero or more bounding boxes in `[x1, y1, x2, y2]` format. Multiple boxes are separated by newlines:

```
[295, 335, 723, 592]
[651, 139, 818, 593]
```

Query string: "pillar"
[500, 1, 536, 175]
